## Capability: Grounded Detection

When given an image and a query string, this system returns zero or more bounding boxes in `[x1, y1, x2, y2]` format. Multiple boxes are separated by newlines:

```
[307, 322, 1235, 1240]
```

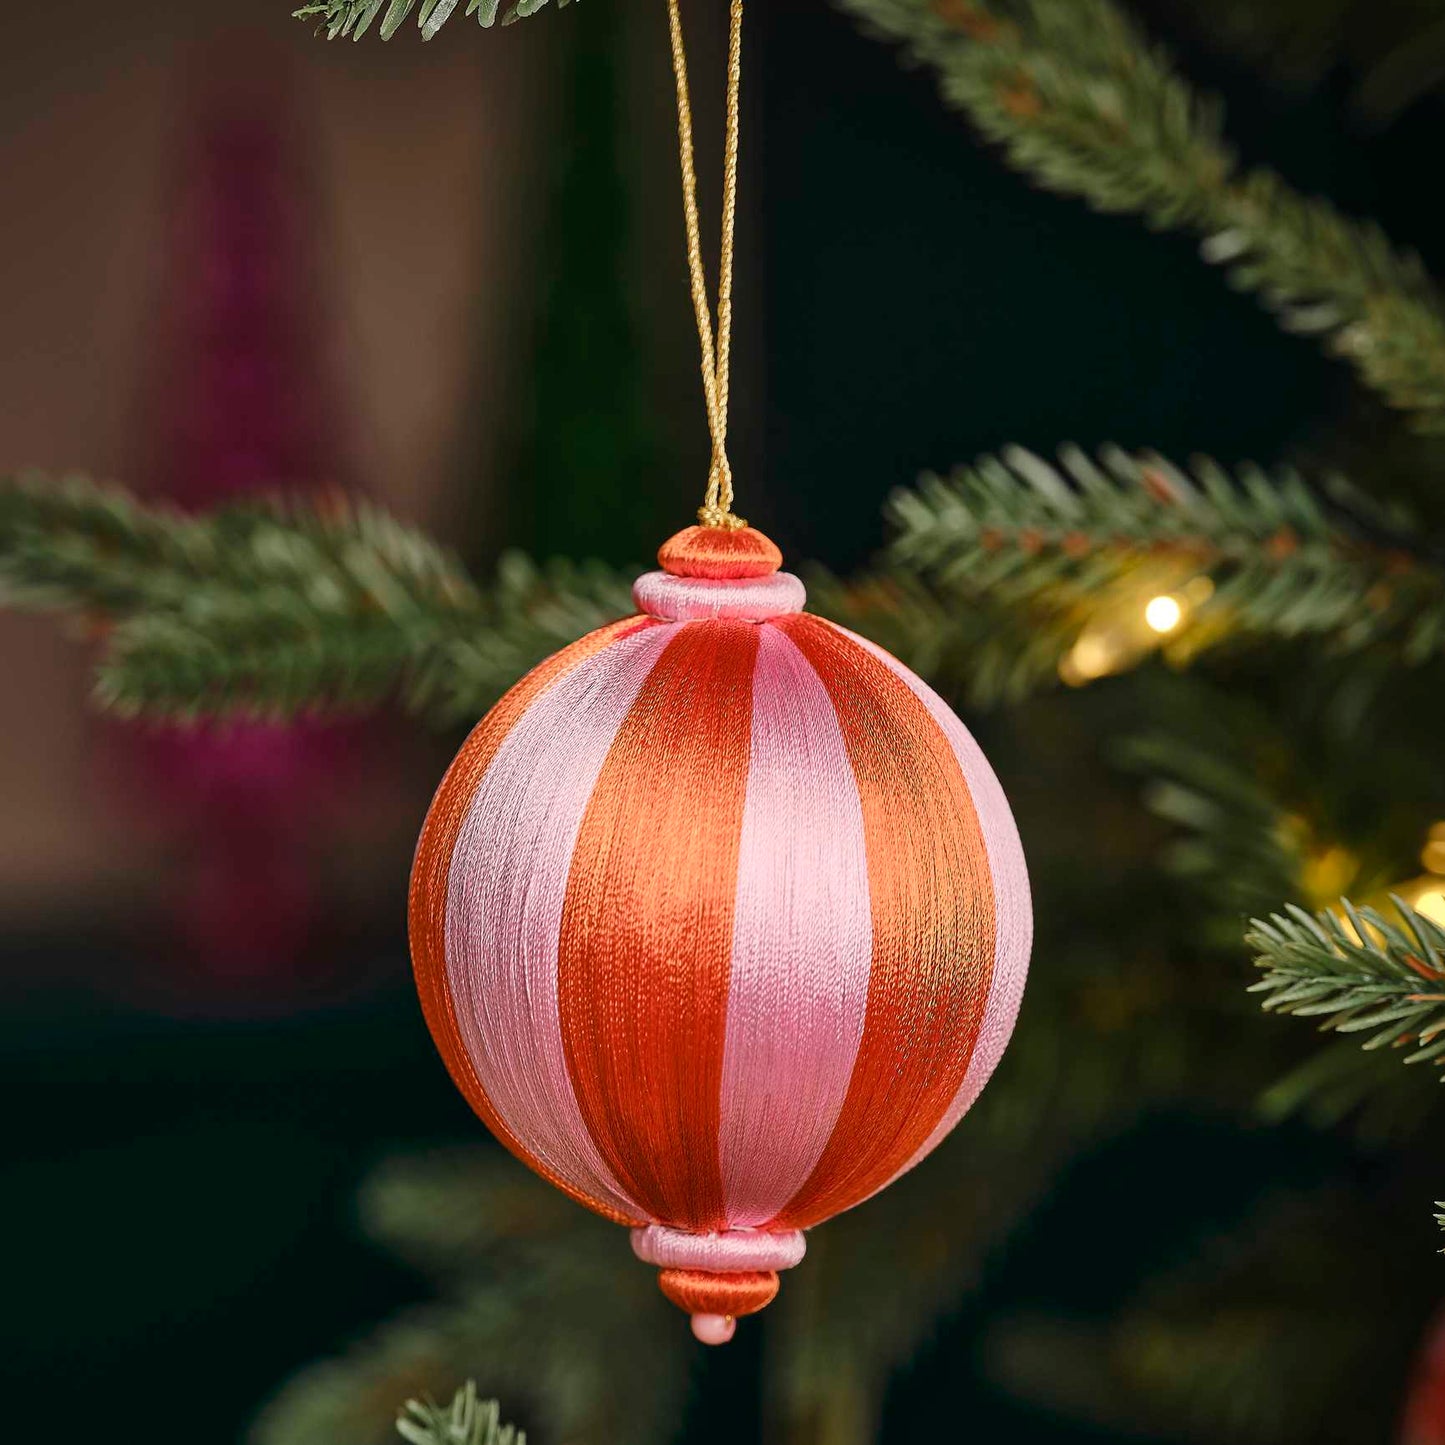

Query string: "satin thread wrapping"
[763, 615, 997, 1229]
[631, 1223, 806, 1272]
[659, 1268, 780, 1319]
[634, 570, 805, 623]
[659, 524, 781, 579]
[410, 549, 1031, 1326]
[558, 621, 760, 1228]
[408, 617, 655, 1227]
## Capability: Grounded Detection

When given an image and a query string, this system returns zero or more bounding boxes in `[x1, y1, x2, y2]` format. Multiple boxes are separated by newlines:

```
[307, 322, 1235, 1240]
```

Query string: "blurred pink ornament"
[1402, 1307, 1445, 1445]
[127, 44, 367, 1001]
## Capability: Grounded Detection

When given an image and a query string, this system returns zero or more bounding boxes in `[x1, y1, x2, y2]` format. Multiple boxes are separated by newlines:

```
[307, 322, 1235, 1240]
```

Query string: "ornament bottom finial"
[691, 1314, 736, 1346]
[631, 1225, 804, 1340]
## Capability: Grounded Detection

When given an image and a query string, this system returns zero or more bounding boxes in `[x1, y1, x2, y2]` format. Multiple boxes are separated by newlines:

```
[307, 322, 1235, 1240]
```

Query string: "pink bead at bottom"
[691, 1313, 737, 1346]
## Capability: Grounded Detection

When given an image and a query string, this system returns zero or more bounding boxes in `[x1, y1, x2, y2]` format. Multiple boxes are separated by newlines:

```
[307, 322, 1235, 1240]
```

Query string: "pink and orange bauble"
[408, 524, 1032, 1344]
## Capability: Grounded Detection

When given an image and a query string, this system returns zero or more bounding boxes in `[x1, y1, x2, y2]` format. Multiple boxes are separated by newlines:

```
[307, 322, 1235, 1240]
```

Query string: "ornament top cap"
[659, 525, 782, 580]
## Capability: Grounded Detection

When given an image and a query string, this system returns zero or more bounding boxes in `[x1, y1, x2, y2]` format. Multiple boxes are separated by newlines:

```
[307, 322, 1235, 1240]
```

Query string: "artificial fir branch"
[890, 445, 1445, 667]
[0, 473, 631, 722]
[0, 471, 478, 622]
[95, 551, 631, 722]
[397, 1384, 523, 1445]
[807, 564, 1064, 705]
[1247, 898, 1445, 1077]
[1118, 725, 1308, 928]
[1, 471, 249, 616]
[288, 0, 1445, 427]
[1109, 670, 1445, 1136]
[252, 1150, 689, 1445]
[837, 0, 1445, 431]
[293, 0, 573, 42]
[7, 461, 1444, 720]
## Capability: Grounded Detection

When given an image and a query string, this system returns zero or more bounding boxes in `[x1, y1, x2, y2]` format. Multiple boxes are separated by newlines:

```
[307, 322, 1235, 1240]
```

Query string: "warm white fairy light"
[1144, 594, 1184, 634]
[1059, 574, 1214, 687]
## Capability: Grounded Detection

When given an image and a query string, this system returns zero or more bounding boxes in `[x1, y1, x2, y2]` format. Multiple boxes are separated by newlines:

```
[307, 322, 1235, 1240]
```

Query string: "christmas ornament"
[407, 0, 1031, 1344]
[132, 64, 363, 996]
[1401, 1305, 1445, 1445]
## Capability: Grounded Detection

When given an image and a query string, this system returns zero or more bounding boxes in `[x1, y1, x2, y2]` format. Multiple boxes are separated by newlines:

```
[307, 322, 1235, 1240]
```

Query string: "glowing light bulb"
[1059, 625, 1135, 686]
[1058, 572, 1212, 686]
[1396, 874, 1445, 928]
[1421, 822, 1445, 876]
[1144, 594, 1184, 634]
[1416, 887, 1445, 927]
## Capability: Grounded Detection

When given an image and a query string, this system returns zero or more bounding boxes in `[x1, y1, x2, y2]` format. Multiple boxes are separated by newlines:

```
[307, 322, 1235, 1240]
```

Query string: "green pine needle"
[889, 445, 1445, 668]
[0, 472, 632, 724]
[299, 0, 1445, 428]
[838, 0, 1445, 431]
[6, 460, 1440, 722]
[397, 1384, 523, 1445]
[293, 0, 573, 42]
[1248, 897, 1445, 1077]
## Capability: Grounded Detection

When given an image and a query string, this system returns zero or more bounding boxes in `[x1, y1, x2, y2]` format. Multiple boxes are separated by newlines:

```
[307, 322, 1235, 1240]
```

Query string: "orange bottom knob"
[657, 1268, 781, 1345]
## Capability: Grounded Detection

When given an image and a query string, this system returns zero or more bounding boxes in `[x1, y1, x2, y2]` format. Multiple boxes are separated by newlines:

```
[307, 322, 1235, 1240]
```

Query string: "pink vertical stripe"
[719, 626, 875, 1226]
[846, 629, 1032, 1187]
[445, 622, 676, 1221]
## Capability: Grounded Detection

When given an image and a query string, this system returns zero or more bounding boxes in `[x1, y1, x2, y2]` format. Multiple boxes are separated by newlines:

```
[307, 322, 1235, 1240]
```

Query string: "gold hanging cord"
[667, 0, 745, 530]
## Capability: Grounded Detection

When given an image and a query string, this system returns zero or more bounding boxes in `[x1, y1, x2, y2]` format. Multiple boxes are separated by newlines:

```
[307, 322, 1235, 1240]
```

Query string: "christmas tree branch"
[293, 0, 572, 43]
[95, 549, 629, 723]
[839, 0, 1445, 431]
[397, 1384, 523, 1445]
[0, 473, 631, 723]
[1247, 898, 1445, 1078]
[292, 0, 1445, 437]
[0, 471, 481, 620]
[253, 1150, 689, 1445]
[8, 459, 1442, 722]
[889, 445, 1445, 678]
[810, 563, 1068, 705]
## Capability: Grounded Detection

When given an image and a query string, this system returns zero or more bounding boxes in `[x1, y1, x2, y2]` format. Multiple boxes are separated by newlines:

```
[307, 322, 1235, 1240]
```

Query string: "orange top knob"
[659, 525, 783, 580]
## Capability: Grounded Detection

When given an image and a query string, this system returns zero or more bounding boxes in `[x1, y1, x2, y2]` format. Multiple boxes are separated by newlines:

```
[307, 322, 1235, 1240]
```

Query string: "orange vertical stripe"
[409, 615, 655, 1227]
[558, 620, 760, 1229]
[770, 615, 996, 1228]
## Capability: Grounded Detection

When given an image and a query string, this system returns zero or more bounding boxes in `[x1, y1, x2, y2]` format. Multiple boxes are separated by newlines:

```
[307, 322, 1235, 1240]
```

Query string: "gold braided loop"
[667, 0, 746, 530]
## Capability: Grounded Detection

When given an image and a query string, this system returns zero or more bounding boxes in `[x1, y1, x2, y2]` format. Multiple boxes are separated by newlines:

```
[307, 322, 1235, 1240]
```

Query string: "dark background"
[3, 1, 1431, 1439]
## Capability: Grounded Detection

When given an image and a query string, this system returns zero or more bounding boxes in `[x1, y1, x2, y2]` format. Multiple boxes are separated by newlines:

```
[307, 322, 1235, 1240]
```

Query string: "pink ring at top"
[633, 570, 806, 623]
[630, 1224, 808, 1273]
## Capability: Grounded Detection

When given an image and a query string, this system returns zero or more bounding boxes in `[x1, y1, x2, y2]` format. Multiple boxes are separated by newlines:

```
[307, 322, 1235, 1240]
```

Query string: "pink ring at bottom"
[631, 1223, 807, 1272]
